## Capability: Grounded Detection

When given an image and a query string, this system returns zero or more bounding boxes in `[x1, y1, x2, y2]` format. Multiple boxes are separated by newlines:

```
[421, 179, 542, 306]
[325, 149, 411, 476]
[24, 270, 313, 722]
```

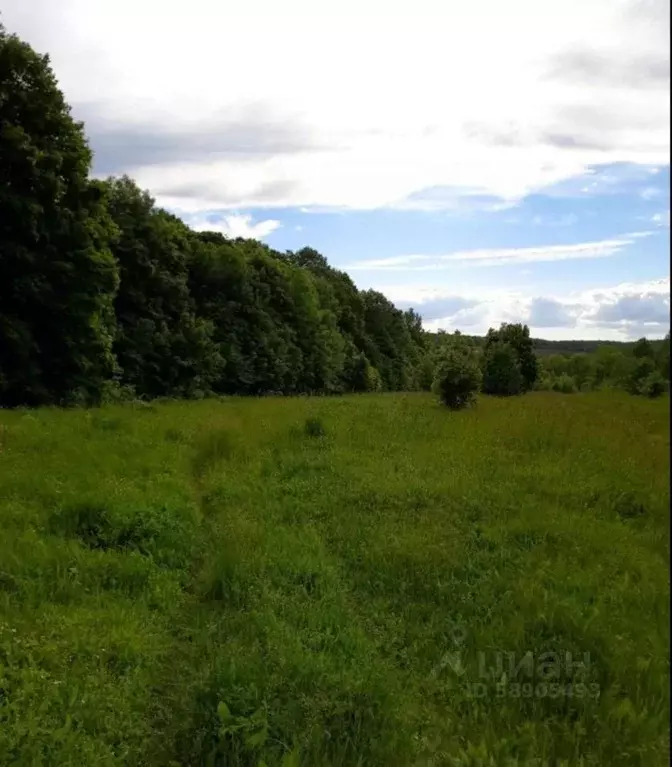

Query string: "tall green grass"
[0, 392, 669, 765]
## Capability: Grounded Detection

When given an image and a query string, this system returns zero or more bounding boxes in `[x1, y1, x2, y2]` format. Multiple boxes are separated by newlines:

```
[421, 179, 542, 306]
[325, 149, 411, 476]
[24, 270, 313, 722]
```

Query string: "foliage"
[482, 341, 524, 396]
[632, 337, 655, 359]
[432, 346, 482, 409]
[0, 24, 433, 407]
[552, 373, 578, 394]
[626, 356, 658, 396]
[537, 339, 670, 398]
[639, 371, 667, 398]
[656, 332, 669, 377]
[304, 416, 327, 437]
[0, 26, 119, 407]
[104, 177, 223, 399]
[484, 323, 539, 391]
[415, 354, 436, 392]
[2, 23, 667, 408]
[0, 392, 669, 764]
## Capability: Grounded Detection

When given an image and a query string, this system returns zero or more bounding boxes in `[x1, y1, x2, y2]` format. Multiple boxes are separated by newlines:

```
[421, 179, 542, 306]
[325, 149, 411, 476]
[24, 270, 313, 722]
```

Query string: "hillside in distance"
[426, 332, 666, 356]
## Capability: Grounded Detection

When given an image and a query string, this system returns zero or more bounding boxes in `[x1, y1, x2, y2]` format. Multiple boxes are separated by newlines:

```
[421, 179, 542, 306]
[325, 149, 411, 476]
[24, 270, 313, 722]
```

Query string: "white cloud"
[186, 213, 281, 240]
[374, 277, 670, 339]
[349, 233, 651, 270]
[532, 213, 579, 227]
[652, 211, 670, 227]
[1, 0, 668, 211]
[640, 186, 665, 200]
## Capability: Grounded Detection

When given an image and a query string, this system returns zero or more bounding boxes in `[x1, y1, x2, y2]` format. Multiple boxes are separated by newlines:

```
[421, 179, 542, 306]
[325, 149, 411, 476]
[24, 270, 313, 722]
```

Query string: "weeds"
[0, 391, 669, 765]
[304, 416, 327, 438]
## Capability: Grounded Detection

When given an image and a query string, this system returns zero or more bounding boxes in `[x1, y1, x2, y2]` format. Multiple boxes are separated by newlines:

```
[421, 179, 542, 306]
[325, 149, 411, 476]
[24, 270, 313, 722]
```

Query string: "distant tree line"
[430, 329, 670, 408]
[1, 25, 669, 408]
[534, 336, 670, 397]
[428, 332, 668, 358]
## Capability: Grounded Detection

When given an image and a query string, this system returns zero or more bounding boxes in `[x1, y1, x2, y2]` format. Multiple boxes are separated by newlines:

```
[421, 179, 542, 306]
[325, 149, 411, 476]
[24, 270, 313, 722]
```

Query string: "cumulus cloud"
[349, 233, 652, 271]
[75, 102, 326, 178]
[545, 48, 669, 91]
[588, 279, 670, 327]
[527, 298, 578, 328]
[375, 278, 670, 339]
[652, 211, 670, 227]
[1, 0, 668, 211]
[186, 213, 281, 240]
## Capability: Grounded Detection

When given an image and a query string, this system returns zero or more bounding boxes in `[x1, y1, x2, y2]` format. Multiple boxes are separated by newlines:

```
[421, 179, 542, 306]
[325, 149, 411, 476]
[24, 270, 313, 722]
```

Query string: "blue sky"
[181, 162, 670, 339]
[4, 0, 669, 339]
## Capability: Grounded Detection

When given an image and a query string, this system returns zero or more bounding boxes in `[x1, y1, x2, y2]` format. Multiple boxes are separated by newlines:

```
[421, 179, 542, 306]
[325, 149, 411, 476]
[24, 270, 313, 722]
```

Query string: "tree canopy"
[0, 25, 119, 406]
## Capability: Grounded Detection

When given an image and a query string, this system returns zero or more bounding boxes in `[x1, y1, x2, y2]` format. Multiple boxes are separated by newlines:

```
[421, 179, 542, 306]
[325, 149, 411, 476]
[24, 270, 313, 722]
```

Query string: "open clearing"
[0, 392, 669, 766]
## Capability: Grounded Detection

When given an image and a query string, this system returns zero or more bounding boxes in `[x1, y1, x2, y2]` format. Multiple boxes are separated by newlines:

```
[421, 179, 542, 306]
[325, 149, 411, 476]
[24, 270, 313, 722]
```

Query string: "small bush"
[638, 371, 667, 398]
[165, 427, 188, 443]
[552, 374, 577, 394]
[432, 348, 482, 410]
[91, 415, 125, 432]
[626, 357, 657, 395]
[304, 417, 327, 437]
[49, 501, 198, 568]
[100, 380, 136, 404]
[613, 491, 647, 520]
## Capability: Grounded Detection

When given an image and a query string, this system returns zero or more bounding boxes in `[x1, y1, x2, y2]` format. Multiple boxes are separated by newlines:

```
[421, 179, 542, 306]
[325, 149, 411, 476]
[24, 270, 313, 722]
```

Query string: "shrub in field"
[50, 500, 198, 568]
[101, 379, 137, 404]
[552, 373, 578, 394]
[304, 417, 327, 437]
[482, 342, 523, 396]
[432, 347, 482, 409]
[626, 356, 657, 395]
[534, 372, 553, 391]
[639, 370, 667, 398]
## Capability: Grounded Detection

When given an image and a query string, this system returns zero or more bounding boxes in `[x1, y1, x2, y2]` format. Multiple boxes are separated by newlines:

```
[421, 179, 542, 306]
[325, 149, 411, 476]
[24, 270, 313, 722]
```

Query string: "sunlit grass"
[0, 391, 669, 765]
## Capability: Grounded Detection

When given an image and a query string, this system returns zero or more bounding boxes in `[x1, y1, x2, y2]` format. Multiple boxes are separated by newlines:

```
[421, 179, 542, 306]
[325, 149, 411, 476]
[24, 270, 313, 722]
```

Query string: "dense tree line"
[1, 25, 668, 408]
[0, 25, 434, 406]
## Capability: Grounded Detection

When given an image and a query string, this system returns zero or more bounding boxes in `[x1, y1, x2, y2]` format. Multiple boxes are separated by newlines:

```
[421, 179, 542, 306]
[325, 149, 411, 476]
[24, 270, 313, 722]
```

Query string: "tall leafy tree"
[482, 341, 524, 396]
[0, 26, 119, 406]
[360, 290, 419, 391]
[632, 337, 655, 359]
[104, 177, 222, 398]
[484, 323, 538, 391]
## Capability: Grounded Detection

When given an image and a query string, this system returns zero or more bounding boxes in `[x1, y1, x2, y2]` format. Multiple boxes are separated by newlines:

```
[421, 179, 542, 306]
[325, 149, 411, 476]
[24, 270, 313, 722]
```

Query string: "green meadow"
[0, 391, 669, 766]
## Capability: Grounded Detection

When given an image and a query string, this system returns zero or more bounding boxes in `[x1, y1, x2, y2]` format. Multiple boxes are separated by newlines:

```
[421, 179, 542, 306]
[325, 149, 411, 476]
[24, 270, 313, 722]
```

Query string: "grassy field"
[0, 391, 669, 766]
